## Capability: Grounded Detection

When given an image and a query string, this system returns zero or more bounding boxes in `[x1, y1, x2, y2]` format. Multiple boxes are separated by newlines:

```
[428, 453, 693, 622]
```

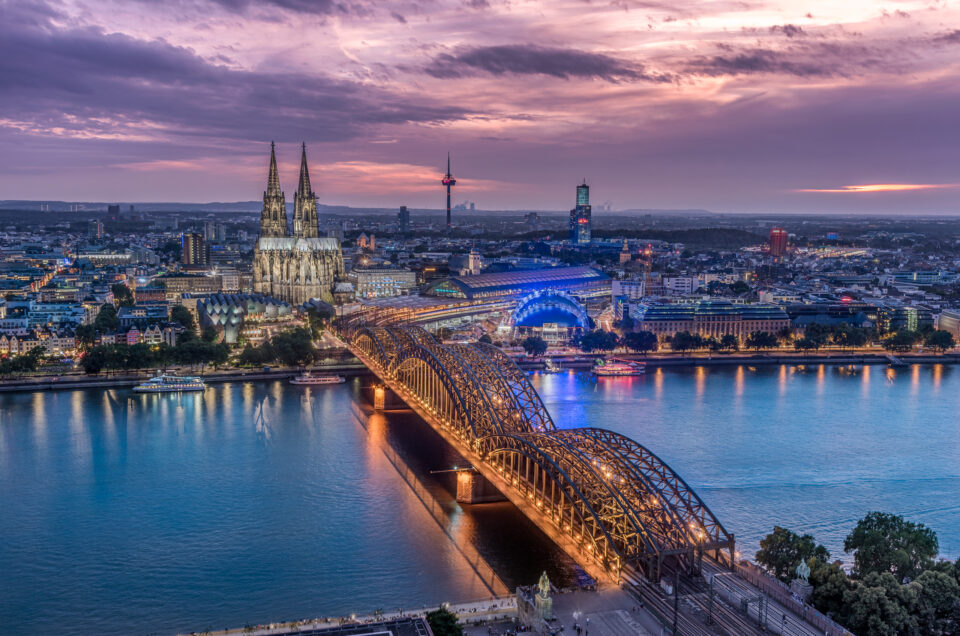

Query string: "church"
[252, 143, 344, 305]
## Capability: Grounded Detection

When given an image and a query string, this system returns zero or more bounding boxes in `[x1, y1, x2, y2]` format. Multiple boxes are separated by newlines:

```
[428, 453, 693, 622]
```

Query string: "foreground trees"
[757, 513, 959, 636]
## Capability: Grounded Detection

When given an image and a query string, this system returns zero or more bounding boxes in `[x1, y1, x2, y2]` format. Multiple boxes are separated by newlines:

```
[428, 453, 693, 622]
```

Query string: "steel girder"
[446, 344, 538, 436]
[392, 347, 479, 442]
[477, 433, 628, 573]
[352, 327, 390, 371]
[474, 343, 556, 432]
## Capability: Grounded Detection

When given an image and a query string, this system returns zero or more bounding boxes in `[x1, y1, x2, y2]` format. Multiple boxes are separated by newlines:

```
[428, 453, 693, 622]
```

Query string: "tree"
[720, 334, 740, 352]
[622, 330, 658, 354]
[925, 330, 955, 353]
[838, 572, 918, 636]
[201, 325, 220, 343]
[425, 608, 462, 636]
[618, 313, 635, 332]
[304, 306, 333, 338]
[884, 330, 920, 353]
[810, 560, 852, 617]
[669, 331, 702, 355]
[477, 334, 492, 345]
[74, 323, 97, 350]
[578, 330, 619, 352]
[521, 336, 547, 357]
[94, 304, 119, 332]
[845, 512, 939, 583]
[110, 283, 135, 306]
[913, 569, 960, 635]
[729, 280, 750, 295]
[755, 526, 830, 583]
[745, 331, 778, 351]
[170, 305, 196, 333]
[271, 328, 316, 367]
[238, 343, 275, 366]
[794, 337, 819, 353]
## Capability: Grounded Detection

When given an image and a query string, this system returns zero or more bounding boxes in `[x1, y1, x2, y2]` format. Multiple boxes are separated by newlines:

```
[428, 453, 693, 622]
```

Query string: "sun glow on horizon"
[795, 183, 960, 193]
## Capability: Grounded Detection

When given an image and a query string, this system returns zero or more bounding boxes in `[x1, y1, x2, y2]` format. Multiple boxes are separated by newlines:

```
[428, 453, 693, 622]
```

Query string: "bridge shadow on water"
[349, 381, 581, 592]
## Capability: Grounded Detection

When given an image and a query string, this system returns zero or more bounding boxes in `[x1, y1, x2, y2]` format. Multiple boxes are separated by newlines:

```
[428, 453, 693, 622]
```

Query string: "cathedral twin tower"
[253, 143, 344, 305]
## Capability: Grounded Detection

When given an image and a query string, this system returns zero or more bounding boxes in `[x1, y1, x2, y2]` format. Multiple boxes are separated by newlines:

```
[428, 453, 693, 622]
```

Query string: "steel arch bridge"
[349, 325, 735, 582]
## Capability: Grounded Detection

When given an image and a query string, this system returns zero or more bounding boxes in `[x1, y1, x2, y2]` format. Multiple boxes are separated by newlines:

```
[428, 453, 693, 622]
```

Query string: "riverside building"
[631, 299, 790, 339]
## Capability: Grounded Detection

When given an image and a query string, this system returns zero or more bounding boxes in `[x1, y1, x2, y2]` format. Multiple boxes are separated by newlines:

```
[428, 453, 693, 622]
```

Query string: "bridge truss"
[350, 325, 735, 582]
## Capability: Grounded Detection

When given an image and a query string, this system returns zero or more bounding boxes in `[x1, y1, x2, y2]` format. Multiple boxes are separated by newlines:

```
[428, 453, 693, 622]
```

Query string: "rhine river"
[1, 363, 958, 635]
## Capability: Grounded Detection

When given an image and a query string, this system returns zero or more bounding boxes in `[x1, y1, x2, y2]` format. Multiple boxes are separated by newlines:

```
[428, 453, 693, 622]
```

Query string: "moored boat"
[593, 358, 646, 377]
[133, 373, 206, 393]
[290, 372, 346, 385]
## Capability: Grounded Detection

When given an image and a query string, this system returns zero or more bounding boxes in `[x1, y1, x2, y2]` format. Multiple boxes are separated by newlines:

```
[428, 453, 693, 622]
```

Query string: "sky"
[1, 0, 959, 214]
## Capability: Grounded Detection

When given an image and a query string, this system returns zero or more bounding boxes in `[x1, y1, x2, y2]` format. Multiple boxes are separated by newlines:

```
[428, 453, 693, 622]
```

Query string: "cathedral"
[252, 143, 344, 305]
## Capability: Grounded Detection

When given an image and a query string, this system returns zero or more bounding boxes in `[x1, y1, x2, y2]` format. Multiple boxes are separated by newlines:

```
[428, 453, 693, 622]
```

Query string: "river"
[0, 363, 957, 635]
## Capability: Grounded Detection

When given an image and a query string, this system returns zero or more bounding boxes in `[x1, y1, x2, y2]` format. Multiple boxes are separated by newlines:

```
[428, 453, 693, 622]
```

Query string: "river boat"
[593, 358, 646, 377]
[289, 372, 346, 385]
[133, 373, 206, 393]
[544, 359, 563, 373]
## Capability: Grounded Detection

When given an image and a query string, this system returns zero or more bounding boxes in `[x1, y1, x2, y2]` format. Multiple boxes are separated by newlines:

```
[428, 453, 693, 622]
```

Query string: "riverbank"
[0, 362, 369, 393]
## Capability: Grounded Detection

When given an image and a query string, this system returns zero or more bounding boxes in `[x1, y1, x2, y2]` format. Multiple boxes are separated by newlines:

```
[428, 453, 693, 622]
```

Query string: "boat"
[133, 373, 206, 393]
[544, 359, 563, 373]
[593, 358, 646, 377]
[289, 372, 346, 385]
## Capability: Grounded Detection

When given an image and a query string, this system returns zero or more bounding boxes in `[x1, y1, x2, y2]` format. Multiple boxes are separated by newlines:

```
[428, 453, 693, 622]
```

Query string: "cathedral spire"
[267, 141, 282, 196]
[260, 141, 288, 238]
[297, 142, 312, 197]
[292, 142, 319, 238]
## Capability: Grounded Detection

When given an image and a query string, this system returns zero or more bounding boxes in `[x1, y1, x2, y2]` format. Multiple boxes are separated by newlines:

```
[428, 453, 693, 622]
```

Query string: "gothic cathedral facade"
[252, 143, 344, 305]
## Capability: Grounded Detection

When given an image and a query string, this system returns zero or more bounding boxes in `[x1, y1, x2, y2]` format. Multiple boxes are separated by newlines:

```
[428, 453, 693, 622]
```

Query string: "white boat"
[290, 372, 346, 385]
[133, 373, 206, 393]
[544, 359, 563, 373]
[593, 358, 646, 377]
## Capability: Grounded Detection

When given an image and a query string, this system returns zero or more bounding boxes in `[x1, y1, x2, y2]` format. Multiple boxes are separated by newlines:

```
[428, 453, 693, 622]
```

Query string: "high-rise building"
[203, 221, 216, 242]
[397, 205, 410, 234]
[568, 181, 592, 245]
[181, 232, 208, 265]
[252, 142, 344, 304]
[441, 153, 456, 229]
[87, 220, 104, 239]
[215, 223, 226, 242]
[769, 227, 788, 257]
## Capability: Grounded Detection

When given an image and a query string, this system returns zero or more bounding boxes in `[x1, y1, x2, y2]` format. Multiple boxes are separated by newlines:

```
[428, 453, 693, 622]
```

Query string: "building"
[877, 305, 934, 333]
[193, 293, 294, 344]
[397, 205, 410, 234]
[632, 299, 790, 339]
[87, 220, 104, 239]
[568, 181, 592, 245]
[352, 268, 417, 299]
[117, 303, 170, 326]
[441, 152, 456, 228]
[612, 279, 646, 301]
[769, 227, 788, 257]
[619, 240, 631, 264]
[938, 309, 960, 338]
[181, 232, 208, 265]
[426, 265, 610, 300]
[158, 274, 222, 302]
[252, 143, 345, 304]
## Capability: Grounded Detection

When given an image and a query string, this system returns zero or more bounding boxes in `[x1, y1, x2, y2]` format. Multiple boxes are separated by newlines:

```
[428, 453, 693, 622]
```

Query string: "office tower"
[181, 232, 208, 265]
[568, 181, 592, 245]
[398, 205, 410, 234]
[769, 227, 788, 257]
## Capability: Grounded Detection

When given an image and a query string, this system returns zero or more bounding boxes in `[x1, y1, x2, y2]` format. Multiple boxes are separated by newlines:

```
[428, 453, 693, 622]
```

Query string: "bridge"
[348, 324, 735, 585]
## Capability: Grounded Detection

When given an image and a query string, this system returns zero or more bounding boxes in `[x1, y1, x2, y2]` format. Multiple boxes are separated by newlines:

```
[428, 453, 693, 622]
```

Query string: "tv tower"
[441, 152, 456, 229]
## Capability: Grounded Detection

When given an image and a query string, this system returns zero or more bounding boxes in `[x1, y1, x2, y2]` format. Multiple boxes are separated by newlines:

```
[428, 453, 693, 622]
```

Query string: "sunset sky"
[2, 0, 959, 213]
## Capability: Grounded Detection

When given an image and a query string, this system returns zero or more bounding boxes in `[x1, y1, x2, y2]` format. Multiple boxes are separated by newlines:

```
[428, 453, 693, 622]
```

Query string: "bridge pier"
[363, 384, 405, 410]
[456, 470, 508, 504]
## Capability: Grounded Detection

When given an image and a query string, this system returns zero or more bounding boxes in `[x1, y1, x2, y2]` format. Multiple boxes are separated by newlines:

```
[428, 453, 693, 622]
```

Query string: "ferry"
[593, 358, 646, 377]
[289, 372, 346, 385]
[133, 373, 206, 393]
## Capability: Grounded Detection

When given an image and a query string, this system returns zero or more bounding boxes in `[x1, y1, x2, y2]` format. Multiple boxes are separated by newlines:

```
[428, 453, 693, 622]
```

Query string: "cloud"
[769, 24, 806, 38]
[795, 184, 959, 193]
[686, 48, 838, 77]
[424, 44, 670, 83]
[205, 0, 364, 16]
[0, 2, 467, 147]
[934, 29, 960, 44]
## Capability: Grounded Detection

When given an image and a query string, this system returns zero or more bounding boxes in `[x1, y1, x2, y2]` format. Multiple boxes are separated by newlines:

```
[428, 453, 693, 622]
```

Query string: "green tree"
[425, 608, 462, 636]
[201, 325, 220, 343]
[520, 336, 547, 357]
[810, 560, 852, 617]
[669, 331, 702, 355]
[94, 304, 119, 332]
[110, 283, 135, 306]
[913, 569, 960, 634]
[720, 334, 740, 352]
[477, 334, 493, 345]
[238, 343, 275, 366]
[74, 323, 97, 350]
[745, 331, 779, 351]
[622, 330, 658, 354]
[884, 330, 920, 354]
[271, 328, 316, 367]
[578, 330, 619, 352]
[304, 306, 333, 337]
[729, 280, 750, 295]
[924, 329, 955, 353]
[794, 337, 819, 353]
[838, 572, 918, 636]
[845, 512, 939, 583]
[755, 526, 831, 583]
[170, 305, 196, 333]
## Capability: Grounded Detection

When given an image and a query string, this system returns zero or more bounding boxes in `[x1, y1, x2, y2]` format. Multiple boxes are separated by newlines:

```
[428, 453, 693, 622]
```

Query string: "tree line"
[755, 512, 959, 635]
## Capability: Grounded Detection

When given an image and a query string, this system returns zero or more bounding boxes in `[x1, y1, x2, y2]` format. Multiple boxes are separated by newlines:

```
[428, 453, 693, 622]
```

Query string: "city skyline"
[2, 0, 960, 214]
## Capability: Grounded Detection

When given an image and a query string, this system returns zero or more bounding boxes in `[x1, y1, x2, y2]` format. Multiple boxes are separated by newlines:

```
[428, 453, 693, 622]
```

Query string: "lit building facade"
[632, 300, 790, 339]
[769, 227, 788, 257]
[568, 181, 592, 245]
